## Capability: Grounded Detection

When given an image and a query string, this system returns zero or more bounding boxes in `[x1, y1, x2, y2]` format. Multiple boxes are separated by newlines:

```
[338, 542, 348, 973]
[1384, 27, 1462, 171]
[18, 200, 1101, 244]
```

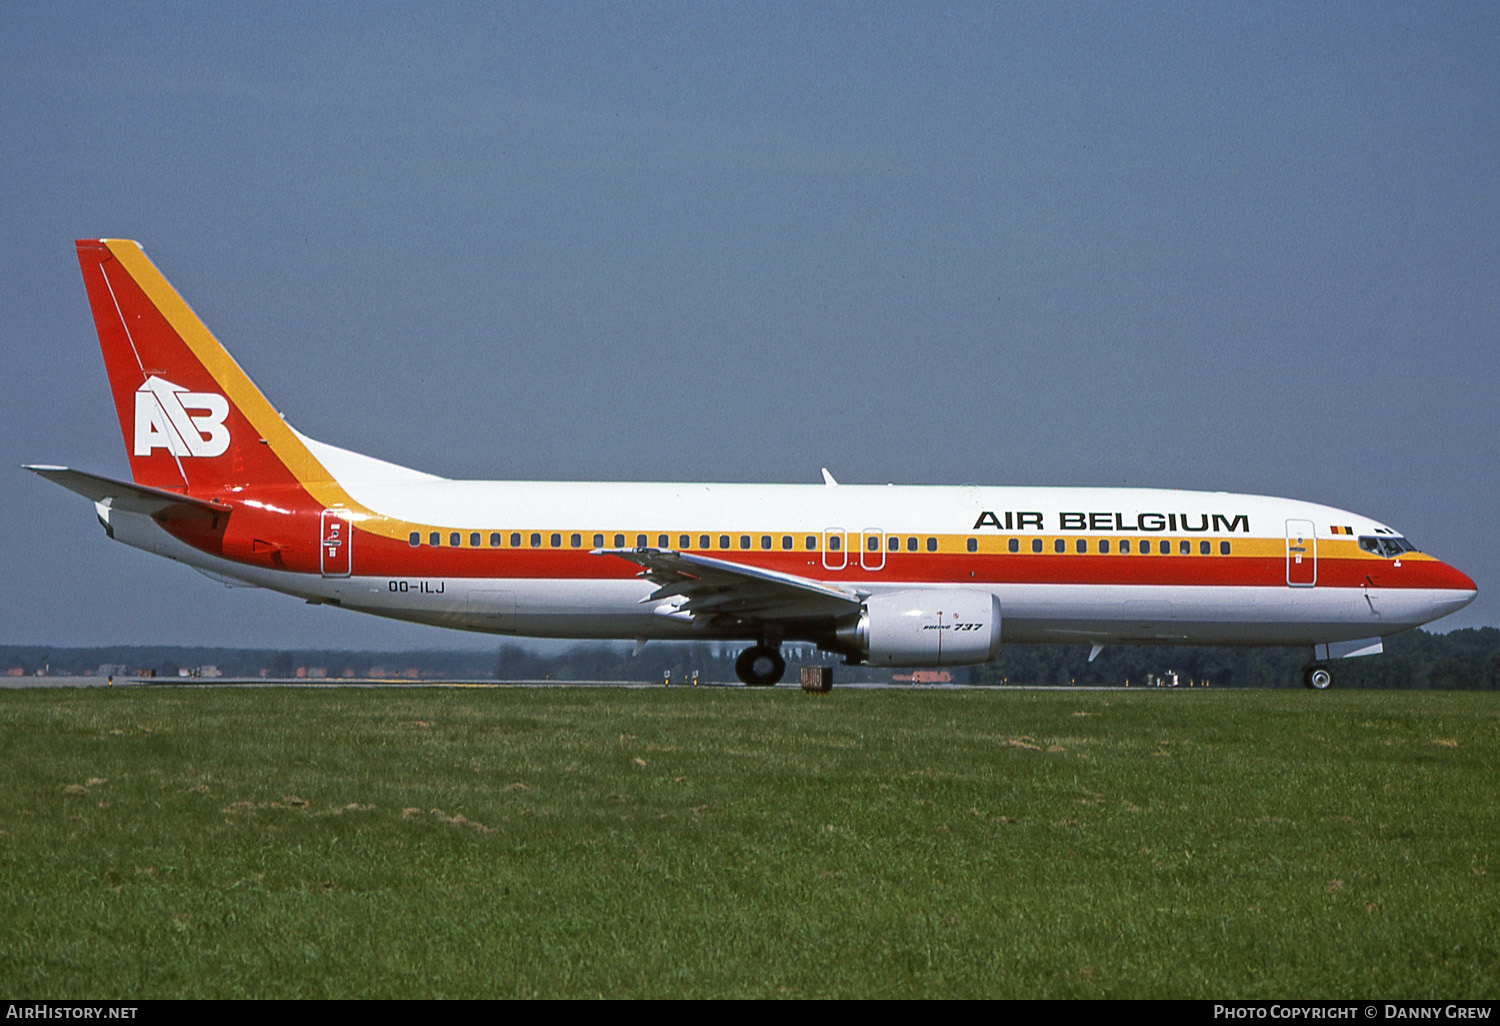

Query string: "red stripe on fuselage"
[340, 527, 1473, 591]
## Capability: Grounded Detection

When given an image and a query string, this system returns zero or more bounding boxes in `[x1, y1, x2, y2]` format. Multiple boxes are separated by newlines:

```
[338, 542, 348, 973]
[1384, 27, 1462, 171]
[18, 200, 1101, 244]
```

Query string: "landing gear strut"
[1303, 664, 1333, 690]
[735, 645, 786, 686]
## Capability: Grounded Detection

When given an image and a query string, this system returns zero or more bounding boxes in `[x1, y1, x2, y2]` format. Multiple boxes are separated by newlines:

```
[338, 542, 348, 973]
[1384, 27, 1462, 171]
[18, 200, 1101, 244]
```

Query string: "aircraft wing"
[25, 465, 228, 521]
[593, 547, 862, 622]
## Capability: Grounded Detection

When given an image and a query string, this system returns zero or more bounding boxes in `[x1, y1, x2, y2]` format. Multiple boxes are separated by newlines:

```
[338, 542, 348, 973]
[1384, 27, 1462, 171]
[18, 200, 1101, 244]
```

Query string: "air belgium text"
[972, 511, 1251, 533]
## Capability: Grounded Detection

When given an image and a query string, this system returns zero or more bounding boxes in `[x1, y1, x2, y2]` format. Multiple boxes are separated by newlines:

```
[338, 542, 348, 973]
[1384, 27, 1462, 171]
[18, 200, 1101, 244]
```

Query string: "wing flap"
[593, 547, 861, 623]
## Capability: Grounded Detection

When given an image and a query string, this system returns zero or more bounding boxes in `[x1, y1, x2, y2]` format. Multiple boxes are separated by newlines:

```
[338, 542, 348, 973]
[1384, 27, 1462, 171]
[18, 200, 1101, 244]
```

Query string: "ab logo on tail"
[134, 376, 230, 457]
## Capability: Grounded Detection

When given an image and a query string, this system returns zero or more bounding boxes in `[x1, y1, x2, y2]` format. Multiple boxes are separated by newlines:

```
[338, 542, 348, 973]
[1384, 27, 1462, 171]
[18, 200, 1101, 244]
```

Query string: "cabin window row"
[404, 531, 1231, 555]
[408, 531, 846, 551]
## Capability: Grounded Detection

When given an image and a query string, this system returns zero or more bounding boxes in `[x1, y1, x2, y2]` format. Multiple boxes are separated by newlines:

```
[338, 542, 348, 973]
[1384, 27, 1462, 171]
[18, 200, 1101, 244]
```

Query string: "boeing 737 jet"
[29, 240, 1477, 687]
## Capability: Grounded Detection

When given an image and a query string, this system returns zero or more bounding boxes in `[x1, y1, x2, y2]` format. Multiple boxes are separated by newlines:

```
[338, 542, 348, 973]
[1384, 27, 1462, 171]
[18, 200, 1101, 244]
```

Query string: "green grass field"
[1, 685, 1495, 998]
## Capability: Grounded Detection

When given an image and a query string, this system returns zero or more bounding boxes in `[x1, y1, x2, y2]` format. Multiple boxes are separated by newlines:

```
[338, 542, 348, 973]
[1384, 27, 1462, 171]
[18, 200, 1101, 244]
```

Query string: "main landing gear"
[1303, 664, 1333, 690]
[735, 645, 786, 687]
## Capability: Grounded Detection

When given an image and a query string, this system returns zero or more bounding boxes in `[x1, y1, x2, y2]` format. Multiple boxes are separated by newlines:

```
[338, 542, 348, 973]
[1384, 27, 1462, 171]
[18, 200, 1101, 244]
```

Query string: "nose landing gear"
[735, 645, 786, 686]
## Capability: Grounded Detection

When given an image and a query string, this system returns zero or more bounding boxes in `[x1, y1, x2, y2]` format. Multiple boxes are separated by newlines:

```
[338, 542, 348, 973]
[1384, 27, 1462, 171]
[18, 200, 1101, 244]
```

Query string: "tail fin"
[75, 239, 330, 496]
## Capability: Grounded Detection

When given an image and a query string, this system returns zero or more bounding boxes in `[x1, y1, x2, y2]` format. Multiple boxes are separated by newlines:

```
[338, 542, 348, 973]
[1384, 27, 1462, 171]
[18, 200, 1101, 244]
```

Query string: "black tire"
[735, 645, 786, 686]
[1303, 665, 1333, 690]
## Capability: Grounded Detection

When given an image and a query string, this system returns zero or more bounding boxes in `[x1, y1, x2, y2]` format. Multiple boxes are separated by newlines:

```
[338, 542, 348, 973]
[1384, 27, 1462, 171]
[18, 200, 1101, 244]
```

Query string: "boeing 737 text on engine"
[28, 240, 1477, 687]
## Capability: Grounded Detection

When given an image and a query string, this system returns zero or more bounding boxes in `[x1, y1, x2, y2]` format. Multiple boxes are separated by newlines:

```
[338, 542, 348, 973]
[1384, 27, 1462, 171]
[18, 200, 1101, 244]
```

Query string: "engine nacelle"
[835, 589, 1002, 667]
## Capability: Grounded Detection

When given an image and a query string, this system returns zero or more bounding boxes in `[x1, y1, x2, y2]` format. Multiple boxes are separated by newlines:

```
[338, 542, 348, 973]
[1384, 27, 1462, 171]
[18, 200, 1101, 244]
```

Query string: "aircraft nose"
[1434, 561, 1478, 614]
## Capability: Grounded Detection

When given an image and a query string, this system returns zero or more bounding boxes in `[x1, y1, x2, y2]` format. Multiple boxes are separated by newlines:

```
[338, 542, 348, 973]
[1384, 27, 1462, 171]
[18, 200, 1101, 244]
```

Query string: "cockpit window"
[1359, 535, 1418, 558]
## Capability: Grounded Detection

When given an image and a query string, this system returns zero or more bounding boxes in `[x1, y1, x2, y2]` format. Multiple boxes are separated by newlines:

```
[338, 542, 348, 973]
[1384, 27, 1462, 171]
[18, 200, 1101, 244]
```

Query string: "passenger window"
[1220, 541, 1231, 555]
[761, 535, 772, 550]
[1200, 540, 1210, 555]
[530, 532, 541, 547]
[1008, 538, 1019, 553]
[867, 536, 879, 552]
[1054, 538, 1066, 553]
[1120, 540, 1130, 553]
[967, 538, 978, 553]
[1180, 540, 1190, 555]
[740, 535, 750, 549]
[1076, 539, 1087, 554]
[888, 536, 899, 552]
[927, 537, 937, 552]
[636, 534, 648, 547]
[907, 537, 918, 552]
[593, 533, 604, 548]
[571, 533, 582, 548]
[720, 535, 730, 549]
[430, 532, 441, 547]
[782, 536, 793, 550]
[1032, 538, 1043, 553]
[1140, 540, 1151, 555]
[700, 535, 711, 549]
[1100, 539, 1110, 554]
[613, 533, 624, 547]
[550, 533, 561, 547]
[659, 534, 670, 548]
[681, 535, 691, 549]
[1159, 541, 1170, 555]
[829, 536, 841, 552]
[491, 533, 503, 547]
[409, 532, 421, 547]
[805, 536, 817, 550]
[510, 532, 521, 547]
[447, 532, 459, 547]
[470, 532, 481, 547]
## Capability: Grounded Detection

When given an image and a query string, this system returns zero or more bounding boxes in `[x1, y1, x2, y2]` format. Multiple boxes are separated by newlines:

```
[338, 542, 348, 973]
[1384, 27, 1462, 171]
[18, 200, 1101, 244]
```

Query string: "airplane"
[28, 239, 1477, 689]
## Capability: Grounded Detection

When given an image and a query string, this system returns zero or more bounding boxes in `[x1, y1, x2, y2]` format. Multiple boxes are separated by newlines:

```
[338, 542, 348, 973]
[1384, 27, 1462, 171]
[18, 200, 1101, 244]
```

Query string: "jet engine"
[833, 589, 1002, 667]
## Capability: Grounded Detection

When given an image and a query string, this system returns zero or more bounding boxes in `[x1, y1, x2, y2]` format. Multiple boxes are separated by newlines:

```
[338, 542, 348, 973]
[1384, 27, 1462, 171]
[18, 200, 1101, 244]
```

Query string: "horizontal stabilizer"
[25, 465, 228, 521]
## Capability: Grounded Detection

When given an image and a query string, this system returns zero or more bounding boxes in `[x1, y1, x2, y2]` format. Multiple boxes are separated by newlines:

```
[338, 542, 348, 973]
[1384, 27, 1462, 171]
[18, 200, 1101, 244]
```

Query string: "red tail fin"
[75, 239, 327, 496]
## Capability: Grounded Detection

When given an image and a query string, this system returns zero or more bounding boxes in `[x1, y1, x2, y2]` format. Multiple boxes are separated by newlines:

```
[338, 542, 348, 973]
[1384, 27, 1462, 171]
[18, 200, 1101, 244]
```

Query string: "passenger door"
[320, 508, 352, 577]
[1286, 519, 1316, 587]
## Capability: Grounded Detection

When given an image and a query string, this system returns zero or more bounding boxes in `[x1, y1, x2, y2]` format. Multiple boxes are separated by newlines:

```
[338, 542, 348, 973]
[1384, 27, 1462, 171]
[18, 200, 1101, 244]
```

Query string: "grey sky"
[4, 2, 1497, 648]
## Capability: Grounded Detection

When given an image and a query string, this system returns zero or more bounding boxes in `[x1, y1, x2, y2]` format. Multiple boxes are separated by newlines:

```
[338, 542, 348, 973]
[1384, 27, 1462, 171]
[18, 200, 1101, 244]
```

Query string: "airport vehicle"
[29, 240, 1477, 687]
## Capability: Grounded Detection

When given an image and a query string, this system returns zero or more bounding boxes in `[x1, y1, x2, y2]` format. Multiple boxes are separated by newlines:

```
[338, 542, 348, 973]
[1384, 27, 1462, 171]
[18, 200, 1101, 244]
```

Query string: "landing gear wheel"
[1304, 665, 1333, 690]
[735, 645, 786, 686]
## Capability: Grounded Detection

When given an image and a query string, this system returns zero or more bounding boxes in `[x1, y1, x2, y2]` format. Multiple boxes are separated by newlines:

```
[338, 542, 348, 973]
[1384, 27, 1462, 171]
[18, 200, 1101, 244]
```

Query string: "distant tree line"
[2, 628, 1496, 688]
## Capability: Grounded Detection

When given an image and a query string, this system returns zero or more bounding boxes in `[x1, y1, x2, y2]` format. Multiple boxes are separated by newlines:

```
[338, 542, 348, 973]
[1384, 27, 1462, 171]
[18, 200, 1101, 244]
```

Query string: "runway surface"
[1, 675, 1159, 691]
